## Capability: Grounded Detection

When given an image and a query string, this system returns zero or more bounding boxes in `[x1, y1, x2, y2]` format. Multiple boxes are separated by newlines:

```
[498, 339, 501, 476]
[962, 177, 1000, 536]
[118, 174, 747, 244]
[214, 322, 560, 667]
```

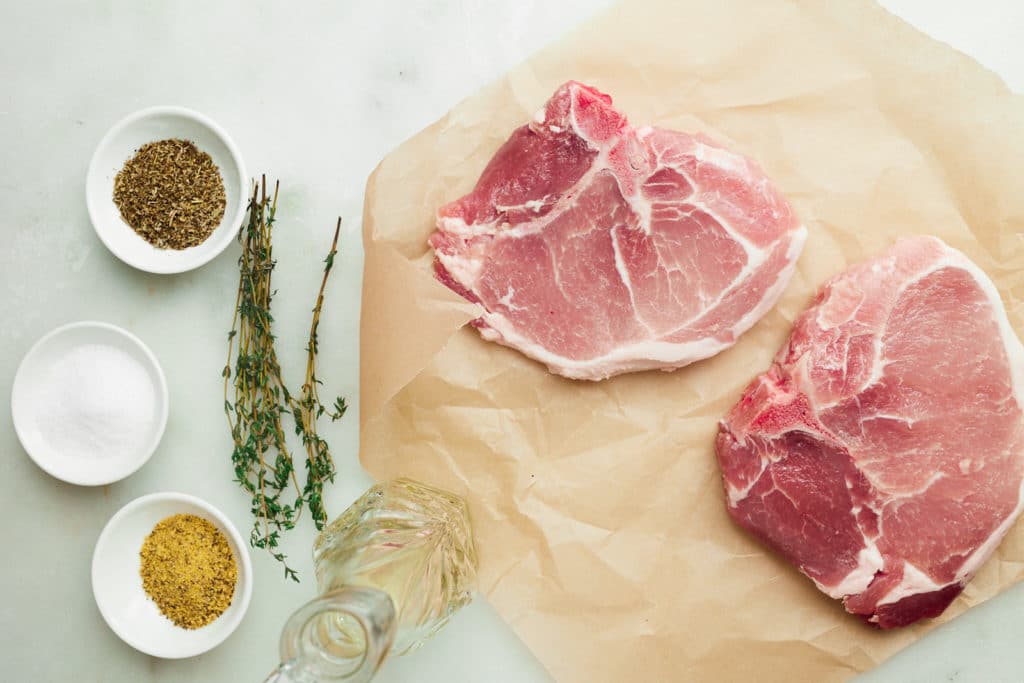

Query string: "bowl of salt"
[11, 321, 169, 486]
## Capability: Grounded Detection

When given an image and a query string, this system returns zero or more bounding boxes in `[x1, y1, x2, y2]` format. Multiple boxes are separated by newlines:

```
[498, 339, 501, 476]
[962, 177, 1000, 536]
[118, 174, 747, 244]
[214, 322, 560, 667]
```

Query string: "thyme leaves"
[224, 177, 345, 581]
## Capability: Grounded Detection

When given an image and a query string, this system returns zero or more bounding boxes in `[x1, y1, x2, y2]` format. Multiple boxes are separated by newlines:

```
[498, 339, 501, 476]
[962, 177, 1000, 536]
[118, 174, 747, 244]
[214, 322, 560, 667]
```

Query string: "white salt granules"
[36, 344, 157, 460]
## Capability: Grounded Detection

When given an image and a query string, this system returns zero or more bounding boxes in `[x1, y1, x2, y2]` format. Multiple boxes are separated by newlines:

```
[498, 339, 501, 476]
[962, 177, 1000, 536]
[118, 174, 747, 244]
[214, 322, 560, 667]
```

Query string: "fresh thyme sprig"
[294, 217, 347, 528]
[223, 176, 345, 581]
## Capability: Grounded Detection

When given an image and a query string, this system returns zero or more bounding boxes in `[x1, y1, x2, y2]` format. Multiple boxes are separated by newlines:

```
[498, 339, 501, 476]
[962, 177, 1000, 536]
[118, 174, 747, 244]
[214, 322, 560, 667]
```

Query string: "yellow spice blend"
[140, 513, 238, 629]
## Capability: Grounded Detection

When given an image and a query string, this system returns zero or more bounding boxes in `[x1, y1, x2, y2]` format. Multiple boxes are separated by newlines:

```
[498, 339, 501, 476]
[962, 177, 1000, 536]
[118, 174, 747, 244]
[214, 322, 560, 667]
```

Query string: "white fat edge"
[874, 561, 944, 607]
[533, 108, 545, 125]
[951, 487, 1024, 585]
[434, 249, 484, 290]
[870, 447, 1024, 607]
[722, 226, 808, 342]
[941, 248, 1024, 591]
[820, 539, 885, 599]
[469, 228, 806, 380]
[476, 309, 733, 380]
[437, 215, 501, 238]
[548, 125, 563, 134]
[944, 245, 1024, 412]
[854, 241, 1024, 607]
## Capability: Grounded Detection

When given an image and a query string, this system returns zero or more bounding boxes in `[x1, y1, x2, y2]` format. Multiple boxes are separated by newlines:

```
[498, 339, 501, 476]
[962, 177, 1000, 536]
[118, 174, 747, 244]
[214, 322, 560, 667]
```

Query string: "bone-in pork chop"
[716, 236, 1024, 627]
[430, 81, 806, 380]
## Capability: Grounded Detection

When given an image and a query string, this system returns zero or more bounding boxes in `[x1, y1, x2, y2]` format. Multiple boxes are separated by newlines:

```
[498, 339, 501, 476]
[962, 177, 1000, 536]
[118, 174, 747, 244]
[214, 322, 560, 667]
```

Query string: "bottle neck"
[263, 661, 318, 683]
[268, 586, 397, 683]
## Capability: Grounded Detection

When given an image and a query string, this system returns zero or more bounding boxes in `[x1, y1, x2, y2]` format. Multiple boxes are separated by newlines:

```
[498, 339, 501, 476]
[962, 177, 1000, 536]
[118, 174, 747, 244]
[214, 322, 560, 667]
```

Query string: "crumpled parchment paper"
[358, 1, 1024, 680]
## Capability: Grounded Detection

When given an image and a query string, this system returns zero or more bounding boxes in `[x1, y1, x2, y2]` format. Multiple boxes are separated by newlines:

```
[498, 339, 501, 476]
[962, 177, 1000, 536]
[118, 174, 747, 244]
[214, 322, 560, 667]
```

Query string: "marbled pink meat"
[430, 81, 806, 380]
[716, 236, 1024, 628]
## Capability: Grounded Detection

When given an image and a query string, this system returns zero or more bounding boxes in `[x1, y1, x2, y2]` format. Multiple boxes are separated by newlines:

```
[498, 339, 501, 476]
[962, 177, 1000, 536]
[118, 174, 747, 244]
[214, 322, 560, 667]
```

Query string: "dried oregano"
[113, 138, 226, 249]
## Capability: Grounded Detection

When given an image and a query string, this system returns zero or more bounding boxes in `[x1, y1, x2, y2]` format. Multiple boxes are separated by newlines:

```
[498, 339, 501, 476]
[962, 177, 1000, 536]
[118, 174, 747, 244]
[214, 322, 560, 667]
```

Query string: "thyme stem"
[224, 177, 345, 581]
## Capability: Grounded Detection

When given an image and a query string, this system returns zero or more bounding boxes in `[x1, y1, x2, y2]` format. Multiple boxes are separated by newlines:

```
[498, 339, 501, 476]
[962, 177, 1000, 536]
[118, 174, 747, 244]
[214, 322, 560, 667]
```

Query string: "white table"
[1, 1, 1021, 681]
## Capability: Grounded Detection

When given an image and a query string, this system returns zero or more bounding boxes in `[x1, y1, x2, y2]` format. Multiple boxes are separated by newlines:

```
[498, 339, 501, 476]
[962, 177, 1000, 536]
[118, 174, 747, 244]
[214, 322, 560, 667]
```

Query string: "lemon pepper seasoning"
[139, 513, 238, 629]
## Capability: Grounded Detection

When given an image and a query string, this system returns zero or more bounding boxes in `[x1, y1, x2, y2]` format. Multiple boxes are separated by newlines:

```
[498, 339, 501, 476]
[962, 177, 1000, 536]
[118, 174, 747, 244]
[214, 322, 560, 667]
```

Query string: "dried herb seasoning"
[139, 513, 238, 629]
[113, 138, 226, 249]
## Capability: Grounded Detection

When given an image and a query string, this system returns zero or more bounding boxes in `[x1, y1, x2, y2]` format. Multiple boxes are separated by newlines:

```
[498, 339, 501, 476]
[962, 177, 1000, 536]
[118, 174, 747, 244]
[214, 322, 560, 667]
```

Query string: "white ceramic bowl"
[11, 321, 169, 486]
[92, 492, 254, 658]
[86, 106, 247, 274]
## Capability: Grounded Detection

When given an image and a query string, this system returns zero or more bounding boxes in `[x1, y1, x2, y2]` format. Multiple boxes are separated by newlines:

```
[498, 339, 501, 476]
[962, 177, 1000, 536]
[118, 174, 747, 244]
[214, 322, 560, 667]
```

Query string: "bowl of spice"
[92, 492, 253, 658]
[86, 106, 246, 273]
[11, 321, 169, 485]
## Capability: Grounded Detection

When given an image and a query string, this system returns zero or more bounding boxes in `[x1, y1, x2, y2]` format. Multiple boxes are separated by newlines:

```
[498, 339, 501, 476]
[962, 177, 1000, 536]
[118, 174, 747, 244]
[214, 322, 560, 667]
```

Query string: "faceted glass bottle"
[266, 478, 478, 683]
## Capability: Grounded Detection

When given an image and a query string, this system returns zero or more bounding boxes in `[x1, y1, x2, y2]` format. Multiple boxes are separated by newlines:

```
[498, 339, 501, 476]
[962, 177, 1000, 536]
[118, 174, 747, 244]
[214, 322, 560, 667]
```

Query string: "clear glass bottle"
[265, 478, 478, 683]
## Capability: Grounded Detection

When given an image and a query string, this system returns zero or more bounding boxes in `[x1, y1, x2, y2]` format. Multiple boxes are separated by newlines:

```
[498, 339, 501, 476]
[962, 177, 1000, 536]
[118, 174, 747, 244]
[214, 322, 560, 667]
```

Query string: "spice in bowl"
[140, 513, 238, 629]
[39, 343, 157, 462]
[113, 138, 226, 249]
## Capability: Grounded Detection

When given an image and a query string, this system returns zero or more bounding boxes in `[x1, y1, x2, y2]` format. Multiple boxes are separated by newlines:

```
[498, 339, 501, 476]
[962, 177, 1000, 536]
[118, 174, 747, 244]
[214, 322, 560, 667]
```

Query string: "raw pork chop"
[716, 236, 1024, 628]
[429, 81, 806, 380]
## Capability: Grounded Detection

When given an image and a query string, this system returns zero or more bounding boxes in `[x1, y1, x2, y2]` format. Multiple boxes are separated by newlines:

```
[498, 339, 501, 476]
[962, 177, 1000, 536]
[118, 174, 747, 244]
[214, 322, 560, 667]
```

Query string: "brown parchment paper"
[358, 1, 1024, 680]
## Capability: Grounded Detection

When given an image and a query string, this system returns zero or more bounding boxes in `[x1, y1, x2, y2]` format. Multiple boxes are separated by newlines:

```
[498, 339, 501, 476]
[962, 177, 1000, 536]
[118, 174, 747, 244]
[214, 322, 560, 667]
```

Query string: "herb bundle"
[224, 177, 346, 581]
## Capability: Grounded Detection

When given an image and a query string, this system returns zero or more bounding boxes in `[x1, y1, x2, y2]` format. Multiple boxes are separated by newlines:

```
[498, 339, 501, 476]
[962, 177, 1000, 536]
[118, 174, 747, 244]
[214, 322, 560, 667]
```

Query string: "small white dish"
[92, 492, 253, 658]
[11, 321, 169, 486]
[86, 106, 247, 274]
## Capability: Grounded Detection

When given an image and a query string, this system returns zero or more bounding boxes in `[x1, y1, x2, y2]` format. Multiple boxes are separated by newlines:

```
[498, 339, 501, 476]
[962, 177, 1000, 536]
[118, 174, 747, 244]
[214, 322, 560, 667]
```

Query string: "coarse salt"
[35, 344, 157, 460]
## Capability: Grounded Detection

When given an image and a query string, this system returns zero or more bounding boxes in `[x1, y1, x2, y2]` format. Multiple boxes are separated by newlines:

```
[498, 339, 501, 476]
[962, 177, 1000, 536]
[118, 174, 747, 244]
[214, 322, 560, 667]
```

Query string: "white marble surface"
[1, 1, 1021, 681]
